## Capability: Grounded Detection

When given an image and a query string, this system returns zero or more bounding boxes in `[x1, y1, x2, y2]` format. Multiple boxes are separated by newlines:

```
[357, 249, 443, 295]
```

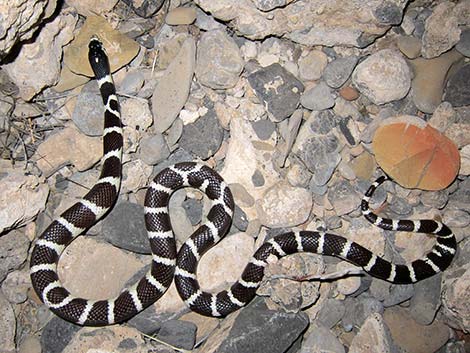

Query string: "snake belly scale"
[30, 38, 457, 326]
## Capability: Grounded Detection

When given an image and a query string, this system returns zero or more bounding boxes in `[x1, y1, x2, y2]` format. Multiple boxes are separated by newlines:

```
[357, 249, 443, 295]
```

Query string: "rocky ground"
[0, 0, 469, 352]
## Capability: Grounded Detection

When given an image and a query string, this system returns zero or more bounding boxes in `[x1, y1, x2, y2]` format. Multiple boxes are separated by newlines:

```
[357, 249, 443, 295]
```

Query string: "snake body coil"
[30, 38, 457, 326]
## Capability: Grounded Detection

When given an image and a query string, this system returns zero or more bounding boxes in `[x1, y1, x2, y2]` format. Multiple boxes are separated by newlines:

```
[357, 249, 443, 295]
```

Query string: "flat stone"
[247, 63, 304, 122]
[409, 50, 463, 113]
[179, 108, 224, 159]
[138, 132, 170, 166]
[40, 316, 82, 353]
[349, 313, 397, 353]
[200, 298, 309, 353]
[443, 64, 470, 107]
[324, 56, 358, 89]
[327, 179, 361, 215]
[152, 37, 196, 133]
[299, 323, 345, 353]
[298, 50, 328, 82]
[0, 292, 15, 352]
[166, 7, 197, 25]
[33, 127, 101, 177]
[397, 35, 422, 59]
[456, 28, 470, 57]
[121, 0, 165, 17]
[196, 29, 244, 89]
[300, 81, 335, 111]
[72, 81, 103, 136]
[63, 15, 139, 77]
[156, 320, 197, 351]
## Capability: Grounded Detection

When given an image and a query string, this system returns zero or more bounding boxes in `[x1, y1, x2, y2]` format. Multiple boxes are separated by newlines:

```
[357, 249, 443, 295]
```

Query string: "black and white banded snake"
[30, 37, 457, 326]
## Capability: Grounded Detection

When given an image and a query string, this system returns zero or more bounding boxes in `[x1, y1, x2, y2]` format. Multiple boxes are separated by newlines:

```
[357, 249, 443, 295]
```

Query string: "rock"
[298, 50, 328, 82]
[63, 15, 140, 77]
[156, 319, 197, 351]
[57, 237, 144, 300]
[166, 7, 197, 25]
[194, 0, 408, 47]
[460, 144, 470, 175]
[397, 35, 422, 59]
[327, 179, 361, 216]
[0, 0, 57, 59]
[316, 298, 346, 329]
[196, 29, 244, 89]
[339, 86, 359, 101]
[179, 108, 224, 159]
[251, 119, 276, 140]
[3, 13, 77, 100]
[152, 37, 196, 133]
[349, 313, 397, 353]
[72, 81, 103, 136]
[102, 201, 150, 254]
[65, 0, 118, 16]
[456, 28, 470, 57]
[121, 0, 166, 18]
[294, 132, 342, 187]
[0, 166, 49, 234]
[409, 50, 463, 113]
[299, 323, 345, 353]
[443, 64, 470, 107]
[0, 292, 15, 352]
[121, 97, 153, 131]
[442, 261, 470, 332]
[350, 150, 375, 180]
[323, 56, 358, 89]
[2, 268, 30, 304]
[121, 159, 153, 193]
[200, 298, 309, 353]
[197, 233, 254, 291]
[342, 294, 384, 330]
[429, 102, 456, 133]
[256, 181, 312, 228]
[352, 49, 411, 105]
[18, 336, 42, 353]
[138, 132, 170, 165]
[61, 326, 148, 353]
[409, 274, 442, 325]
[33, 127, 101, 177]
[300, 81, 335, 111]
[247, 63, 304, 122]
[421, 1, 461, 59]
[120, 70, 145, 95]
[384, 306, 450, 353]
[40, 316, 81, 353]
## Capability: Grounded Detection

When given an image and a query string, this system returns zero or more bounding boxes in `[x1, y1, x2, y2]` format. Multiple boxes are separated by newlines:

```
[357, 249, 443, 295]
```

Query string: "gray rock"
[196, 29, 244, 89]
[179, 108, 224, 159]
[72, 82, 103, 136]
[317, 298, 346, 328]
[251, 169, 265, 187]
[309, 109, 338, 135]
[421, 190, 449, 209]
[327, 179, 361, 216]
[342, 294, 384, 330]
[232, 205, 249, 232]
[40, 316, 81, 353]
[409, 273, 442, 325]
[296, 134, 341, 186]
[299, 323, 345, 353]
[373, 1, 403, 25]
[300, 81, 335, 111]
[456, 28, 470, 57]
[324, 56, 358, 89]
[251, 119, 276, 140]
[138, 133, 170, 166]
[153, 148, 194, 175]
[444, 64, 470, 107]
[121, 0, 166, 18]
[120, 70, 145, 95]
[247, 63, 304, 122]
[252, 0, 291, 11]
[0, 229, 30, 282]
[388, 196, 413, 216]
[102, 201, 151, 254]
[156, 319, 197, 351]
[201, 298, 309, 353]
[0, 292, 15, 352]
[182, 198, 202, 226]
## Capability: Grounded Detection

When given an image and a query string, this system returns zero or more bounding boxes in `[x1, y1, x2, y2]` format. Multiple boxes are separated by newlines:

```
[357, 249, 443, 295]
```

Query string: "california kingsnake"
[30, 37, 457, 326]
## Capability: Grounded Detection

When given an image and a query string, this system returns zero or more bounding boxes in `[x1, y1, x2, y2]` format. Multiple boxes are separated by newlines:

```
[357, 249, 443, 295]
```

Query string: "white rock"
[120, 97, 153, 131]
[0, 162, 49, 233]
[121, 159, 153, 193]
[352, 49, 411, 105]
[3, 13, 77, 100]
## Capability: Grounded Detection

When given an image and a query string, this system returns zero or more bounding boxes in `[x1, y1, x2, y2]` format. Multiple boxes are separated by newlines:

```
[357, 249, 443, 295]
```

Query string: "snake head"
[88, 36, 111, 79]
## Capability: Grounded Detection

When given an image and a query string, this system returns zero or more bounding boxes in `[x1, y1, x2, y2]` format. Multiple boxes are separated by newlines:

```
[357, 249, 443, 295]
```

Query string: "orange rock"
[339, 86, 359, 101]
[372, 116, 460, 190]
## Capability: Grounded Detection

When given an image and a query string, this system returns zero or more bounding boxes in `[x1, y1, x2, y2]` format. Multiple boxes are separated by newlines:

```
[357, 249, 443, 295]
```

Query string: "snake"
[30, 37, 457, 326]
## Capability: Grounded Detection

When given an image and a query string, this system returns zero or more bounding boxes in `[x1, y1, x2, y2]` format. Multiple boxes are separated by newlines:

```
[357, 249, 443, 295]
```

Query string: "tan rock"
[33, 127, 101, 176]
[409, 50, 463, 113]
[65, 0, 119, 17]
[166, 7, 197, 25]
[58, 237, 145, 300]
[397, 35, 422, 59]
[350, 150, 375, 180]
[339, 86, 359, 101]
[349, 313, 396, 353]
[442, 262, 470, 332]
[63, 15, 140, 77]
[384, 306, 450, 353]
